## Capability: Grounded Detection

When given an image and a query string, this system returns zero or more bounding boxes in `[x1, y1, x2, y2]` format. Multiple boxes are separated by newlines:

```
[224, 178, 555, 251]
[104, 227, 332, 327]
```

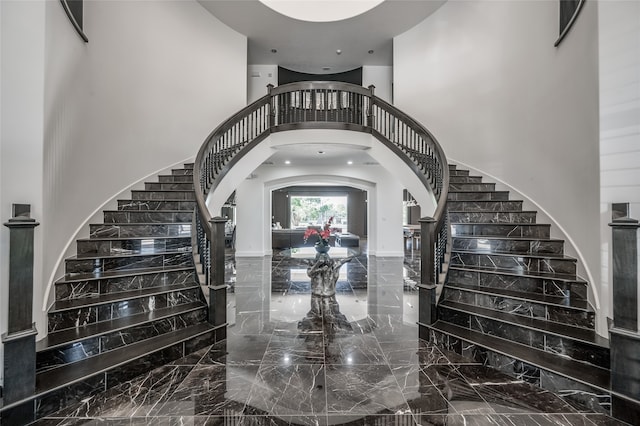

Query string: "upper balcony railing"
[193, 81, 449, 327]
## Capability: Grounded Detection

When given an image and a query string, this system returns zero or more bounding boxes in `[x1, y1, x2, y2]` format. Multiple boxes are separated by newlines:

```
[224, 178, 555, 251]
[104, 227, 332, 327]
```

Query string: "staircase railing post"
[208, 217, 227, 327]
[418, 217, 437, 330]
[608, 202, 640, 423]
[367, 85, 375, 129]
[267, 83, 275, 129]
[2, 204, 39, 407]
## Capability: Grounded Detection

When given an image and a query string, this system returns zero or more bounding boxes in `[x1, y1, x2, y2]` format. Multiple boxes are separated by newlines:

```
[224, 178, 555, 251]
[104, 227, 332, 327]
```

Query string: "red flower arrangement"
[303, 216, 334, 246]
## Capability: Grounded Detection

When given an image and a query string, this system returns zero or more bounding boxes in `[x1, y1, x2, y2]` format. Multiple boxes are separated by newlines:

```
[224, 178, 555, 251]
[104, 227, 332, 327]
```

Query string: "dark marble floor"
[36, 245, 620, 425]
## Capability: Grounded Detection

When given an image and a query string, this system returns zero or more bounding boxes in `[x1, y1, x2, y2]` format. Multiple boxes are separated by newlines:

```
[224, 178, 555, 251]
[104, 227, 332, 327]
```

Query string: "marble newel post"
[418, 217, 437, 341]
[2, 204, 39, 406]
[208, 217, 227, 328]
[608, 203, 640, 424]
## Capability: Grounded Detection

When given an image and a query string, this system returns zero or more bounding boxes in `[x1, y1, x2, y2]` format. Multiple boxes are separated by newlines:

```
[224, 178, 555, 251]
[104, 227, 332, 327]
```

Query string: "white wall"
[599, 0, 640, 326]
[248, 64, 278, 103]
[394, 0, 603, 331]
[2, 0, 247, 348]
[246, 64, 393, 103]
[0, 0, 47, 389]
[363, 65, 392, 103]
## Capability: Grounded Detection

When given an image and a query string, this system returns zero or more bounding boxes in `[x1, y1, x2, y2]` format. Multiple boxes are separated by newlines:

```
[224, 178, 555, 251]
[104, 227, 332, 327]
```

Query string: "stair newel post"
[208, 217, 227, 327]
[267, 84, 275, 129]
[608, 203, 640, 422]
[418, 217, 438, 331]
[367, 85, 375, 129]
[2, 204, 39, 407]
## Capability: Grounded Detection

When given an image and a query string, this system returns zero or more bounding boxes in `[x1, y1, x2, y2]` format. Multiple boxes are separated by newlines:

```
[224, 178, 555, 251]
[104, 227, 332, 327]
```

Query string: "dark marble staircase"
[17, 164, 221, 421]
[424, 164, 613, 416]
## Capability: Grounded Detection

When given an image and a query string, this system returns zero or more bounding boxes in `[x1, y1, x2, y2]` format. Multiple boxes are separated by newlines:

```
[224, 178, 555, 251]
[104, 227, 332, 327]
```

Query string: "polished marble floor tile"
[37, 246, 619, 426]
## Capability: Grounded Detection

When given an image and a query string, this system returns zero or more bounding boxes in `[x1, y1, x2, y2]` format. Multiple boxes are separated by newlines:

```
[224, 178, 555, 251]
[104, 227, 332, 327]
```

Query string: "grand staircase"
[8, 164, 220, 421]
[425, 164, 612, 415]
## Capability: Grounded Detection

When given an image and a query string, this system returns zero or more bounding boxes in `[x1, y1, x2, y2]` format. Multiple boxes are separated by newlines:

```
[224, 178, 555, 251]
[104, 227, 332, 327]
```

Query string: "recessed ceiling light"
[368, 49, 374, 54]
[318, 151, 325, 154]
[284, 160, 291, 165]
[322, 67, 331, 71]
[347, 160, 353, 165]
[336, 49, 342, 55]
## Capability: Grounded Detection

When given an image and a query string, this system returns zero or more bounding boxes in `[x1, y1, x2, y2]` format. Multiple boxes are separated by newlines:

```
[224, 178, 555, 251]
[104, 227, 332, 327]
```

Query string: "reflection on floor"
[36, 246, 619, 425]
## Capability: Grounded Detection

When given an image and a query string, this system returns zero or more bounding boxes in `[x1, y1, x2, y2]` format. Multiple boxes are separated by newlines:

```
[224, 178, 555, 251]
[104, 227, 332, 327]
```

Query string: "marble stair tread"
[37, 302, 206, 351]
[102, 210, 194, 220]
[58, 265, 194, 283]
[427, 321, 611, 391]
[50, 282, 200, 312]
[451, 248, 576, 261]
[35, 322, 214, 395]
[449, 264, 584, 283]
[445, 282, 590, 310]
[80, 235, 190, 242]
[439, 300, 609, 347]
[66, 248, 192, 262]
[453, 235, 564, 243]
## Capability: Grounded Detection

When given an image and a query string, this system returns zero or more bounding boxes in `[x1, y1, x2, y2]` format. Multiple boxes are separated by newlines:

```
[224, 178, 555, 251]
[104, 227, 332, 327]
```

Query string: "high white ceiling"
[198, 0, 446, 74]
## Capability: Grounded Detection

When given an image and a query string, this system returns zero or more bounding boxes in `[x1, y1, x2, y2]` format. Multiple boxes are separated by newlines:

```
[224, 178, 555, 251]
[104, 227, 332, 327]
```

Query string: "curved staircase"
[425, 164, 612, 415]
[1, 164, 220, 423]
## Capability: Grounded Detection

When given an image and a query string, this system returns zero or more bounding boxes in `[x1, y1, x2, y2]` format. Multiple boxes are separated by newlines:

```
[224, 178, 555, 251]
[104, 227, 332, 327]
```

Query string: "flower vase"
[315, 241, 330, 254]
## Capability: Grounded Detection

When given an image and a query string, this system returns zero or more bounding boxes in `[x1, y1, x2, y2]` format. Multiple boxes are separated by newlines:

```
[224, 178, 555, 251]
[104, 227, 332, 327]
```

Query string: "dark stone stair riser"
[103, 211, 193, 224]
[89, 223, 191, 239]
[131, 190, 195, 201]
[77, 237, 191, 257]
[448, 191, 510, 201]
[171, 169, 193, 176]
[145, 182, 195, 191]
[449, 183, 496, 191]
[442, 287, 595, 329]
[37, 308, 207, 373]
[452, 223, 551, 239]
[450, 252, 577, 276]
[437, 307, 610, 369]
[158, 174, 193, 183]
[448, 200, 524, 212]
[449, 169, 470, 176]
[117, 200, 196, 211]
[47, 288, 202, 333]
[452, 237, 564, 255]
[424, 328, 612, 415]
[450, 176, 483, 183]
[449, 211, 537, 224]
[65, 252, 193, 274]
[55, 269, 196, 301]
[447, 268, 588, 299]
